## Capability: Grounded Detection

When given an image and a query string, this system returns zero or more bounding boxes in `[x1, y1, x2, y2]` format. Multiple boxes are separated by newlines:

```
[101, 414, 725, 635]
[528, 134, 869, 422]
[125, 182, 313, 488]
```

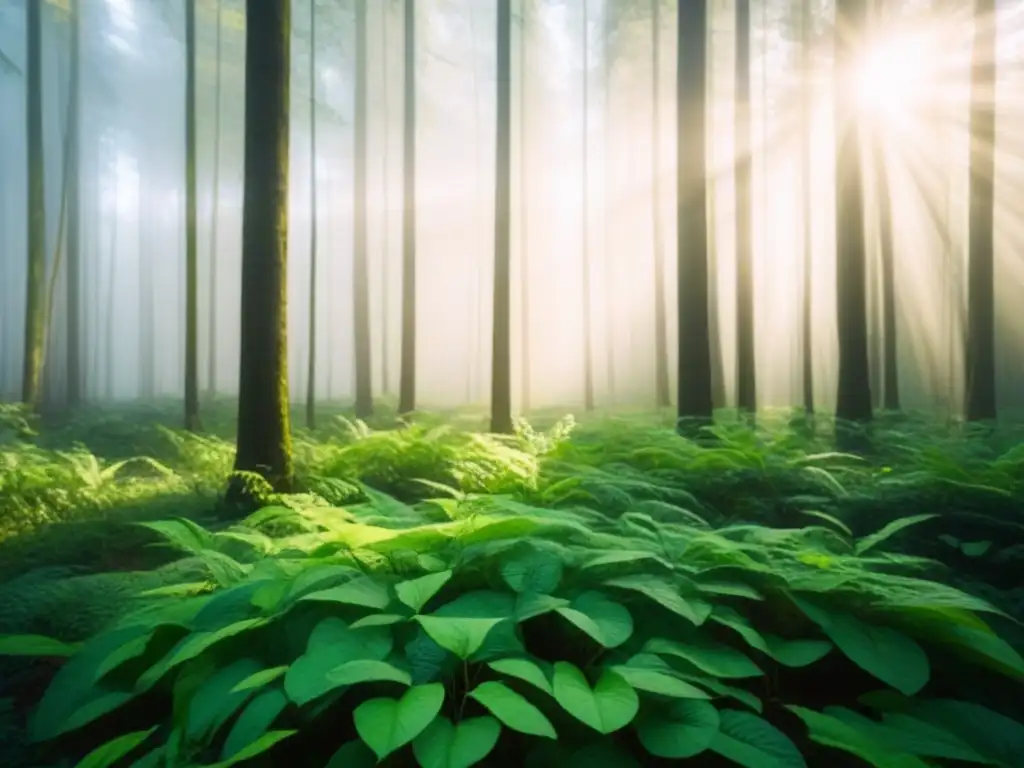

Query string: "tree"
[306, 0, 319, 429]
[651, 0, 669, 409]
[353, 0, 373, 419]
[233, 0, 293, 492]
[965, 0, 996, 422]
[66, 0, 82, 407]
[398, 0, 417, 416]
[676, 0, 713, 426]
[491, 0, 513, 434]
[834, 0, 873, 428]
[184, 0, 200, 430]
[735, 0, 756, 416]
[520, 0, 532, 413]
[22, 0, 46, 409]
[207, 0, 224, 398]
[874, 139, 899, 411]
[799, 0, 814, 420]
[581, 0, 594, 411]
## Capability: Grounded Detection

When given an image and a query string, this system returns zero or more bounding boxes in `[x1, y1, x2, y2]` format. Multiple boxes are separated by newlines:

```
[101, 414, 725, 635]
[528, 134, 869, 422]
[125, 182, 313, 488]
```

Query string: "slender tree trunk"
[491, 0, 513, 434]
[380, 1, 390, 396]
[105, 179, 118, 402]
[735, 0, 756, 415]
[306, 0, 318, 429]
[353, 0, 373, 418]
[676, 0, 713, 426]
[603, 0, 616, 404]
[834, 0, 873, 429]
[800, 0, 815, 419]
[874, 140, 899, 411]
[965, 0, 996, 422]
[66, 0, 82, 407]
[207, 0, 223, 398]
[398, 0, 417, 416]
[581, 0, 594, 411]
[184, 0, 200, 430]
[651, 0, 669, 409]
[233, 0, 293, 492]
[22, 0, 46, 409]
[519, 0, 531, 414]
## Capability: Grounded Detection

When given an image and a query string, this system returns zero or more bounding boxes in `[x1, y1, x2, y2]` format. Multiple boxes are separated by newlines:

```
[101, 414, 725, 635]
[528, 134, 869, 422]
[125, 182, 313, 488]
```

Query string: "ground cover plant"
[1, 405, 1024, 766]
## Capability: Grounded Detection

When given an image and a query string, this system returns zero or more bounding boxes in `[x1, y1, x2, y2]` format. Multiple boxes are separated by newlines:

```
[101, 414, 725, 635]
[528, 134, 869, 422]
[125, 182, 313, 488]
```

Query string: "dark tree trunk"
[306, 0, 318, 429]
[581, 0, 594, 411]
[520, 0, 531, 414]
[675, 0, 714, 426]
[66, 0, 82, 407]
[380, 1, 391, 397]
[398, 0, 417, 416]
[490, 0, 513, 434]
[965, 0, 996, 422]
[207, 0, 224, 398]
[874, 141, 899, 411]
[353, 0, 374, 418]
[834, 0, 873, 428]
[233, 0, 293, 492]
[651, 0, 669, 409]
[184, 0, 200, 430]
[22, 0, 46, 409]
[800, 0, 814, 419]
[735, 0, 756, 415]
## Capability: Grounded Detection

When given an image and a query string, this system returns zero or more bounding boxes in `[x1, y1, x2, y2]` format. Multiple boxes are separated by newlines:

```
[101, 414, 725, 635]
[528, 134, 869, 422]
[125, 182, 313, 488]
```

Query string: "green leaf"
[353, 683, 446, 761]
[412, 715, 502, 768]
[208, 730, 297, 768]
[555, 591, 634, 648]
[415, 615, 504, 659]
[787, 706, 932, 768]
[710, 607, 831, 668]
[230, 666, 289, 694]
[220, 688, 289, 760]
[325, 740, 377, 767]
[709, 710, 806, 767]
[604, 576, 713, 626]
[77, 727, 158, 768]
[501, 548, 564, 594]
[299, 575, 392, 610]
[552, 662, 639, 734]
[610, 665, 710, 699]
[791, 597, 929, 696]
[0, 634, 81, 657]
[328, 659, 412, 687]
[636, 699, 720, 758]
[284, 618, 392, 705]
[960, 540, 992, 557]
[469, 681, 558, 738]
[396, 570, 453, 612]
[487, 657, 553, 695]
[185, 658, 264, 741]
[137, 618, 267, 691]
[903, 699, 1024, 765]
[514, 592, 570, 622]
[582, 550, 673, 571]
[855, 514, 938, 555]
[644, 637, 763, 678]
[351, 613, 407, 629]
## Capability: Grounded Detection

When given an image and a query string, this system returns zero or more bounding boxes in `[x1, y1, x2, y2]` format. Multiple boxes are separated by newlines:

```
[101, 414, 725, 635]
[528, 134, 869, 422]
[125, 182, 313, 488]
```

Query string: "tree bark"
[799, 0, 815, 418]
[184, 0, 200, 430]
[353, 0, 374, 418]
[735, 0, 756, 415]
[491, 0, 513, 434]
[66, 0, 82, 407]
[306, 0, 318, 429]
[581, 0, 594, 411]
[398, 0, 417, 416]
[652, 0, 670, 409]
[207, 0, 224, 398]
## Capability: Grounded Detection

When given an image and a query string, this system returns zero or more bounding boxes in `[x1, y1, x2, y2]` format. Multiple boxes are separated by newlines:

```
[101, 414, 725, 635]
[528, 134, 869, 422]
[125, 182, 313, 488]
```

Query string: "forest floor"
[1, 401, 1024, 766]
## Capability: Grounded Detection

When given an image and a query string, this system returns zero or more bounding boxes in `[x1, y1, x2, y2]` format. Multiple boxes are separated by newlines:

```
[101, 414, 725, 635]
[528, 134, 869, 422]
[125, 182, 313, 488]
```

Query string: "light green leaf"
[636, 699, 720, 758]
[709, 709, 806, 767]
[284, 618, 393, 705]
[415, 615, 504, 659]
[855, 514, 938, 555]
[501, 548, 564, 594]
[220, 688, 289, 760]
[327, 659, 412, 687]
[77, 727, 158, 768]
[556, 591, 634, 648]
[324, 740, 377, 767]
[351, 613, 407, 629]
[469, 681, 557, 738]
[230, 666, 289, 694]
[208, 730, 297, 768]
[353, 683, 446, 761]
[0, 634, 82, 657]
[604, 576, 713, 626]
[552, 662, 639, 734]
[412, 715, 502, 768]
[299, 576, 392, 610]
[787, 706, 932, 768]
[610, 665, 709, 699]
[514, 592, 569, 622]
[396, 570, 454, 613]
[644, 637, 763, 679]
[138, 618, 267, 691]
[184, 658, 264, 741]
[487, 657, 553, 695]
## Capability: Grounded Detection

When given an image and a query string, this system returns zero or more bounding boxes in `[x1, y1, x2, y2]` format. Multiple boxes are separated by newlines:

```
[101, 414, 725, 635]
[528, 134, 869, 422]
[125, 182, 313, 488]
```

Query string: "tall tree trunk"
[66, 0, 82, 407]
[233, 0, 293, 492]
[735, 0, 756, 415]
[651, 0, 669, 408]
[398, 0, 417, 416]
[306, 0, 318, 429]
[834, 0, 873, 428]
[519, 0, 531, 414]
[491, 0, 513, 434]
[602, 0, 615, 405]
[207, 0, 223, 398]
[874, 140, 899, 411]
[184, 0, 200, 430]
[676, 0, 713, 426]
[353, 0, 374, 418]
[799, 0, 814, 419]
[105, 176, 118, 402]
[22, 0, 46, 409]
[965, 0, 996, 422]
[581, 0, 594, 411]
[380, 1, 390, 396]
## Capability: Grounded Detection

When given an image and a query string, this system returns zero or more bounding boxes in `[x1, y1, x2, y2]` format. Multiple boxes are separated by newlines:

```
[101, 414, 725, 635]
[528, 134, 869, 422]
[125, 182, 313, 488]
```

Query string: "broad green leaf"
[855, 514, 938, 555]
[763, 635, 832, 668]
[431, 590, 516, 619]
[327, 659, 412, 687]
[582, 550, 673, 571]
[469, 681, 557, 738]
[137, 618, 267, 691]
[825, 706, 986, 763]
[552, 662, 639, 734]
[644, 637, 763, 679]
[220, 688, 289, 760]
[791, 597, 929, 696]
[77, 727, 158, 768]
[636, 699, 720, 758]
[905, 699, 1024, 765]
[610, 665, 709, 699]
[500, 548, 564, 594]
[695, 580, 764, 601]
[514, 592, 569, 622]
[284, 618, 392, 705]
[230, 666, 289, 694]
[604, 576, 713, 626]
[487, 657, 553, 695]
[787, 706, 932, 768]
[0, 634, 81, 657]
[208, 730, 297, 768]
[556, 591, 634, 648]
[406, 630, 451, 684]
[325, 740, 377, 767]
[185, 658, 264, 741]
[299, 576, 392, 610]
[709, 710, 806, 767]
[415, 615, 504, 659]
[396, 570, 453, 613]
[412, 715, 502, 768]
[353, 683, 446, 760]
[959, 540, 992, 557]
[351, 613, 407, 629]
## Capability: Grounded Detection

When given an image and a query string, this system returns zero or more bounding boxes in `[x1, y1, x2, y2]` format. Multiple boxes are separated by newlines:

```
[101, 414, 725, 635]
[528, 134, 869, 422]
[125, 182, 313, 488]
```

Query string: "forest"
[2, 0, 1024, 765]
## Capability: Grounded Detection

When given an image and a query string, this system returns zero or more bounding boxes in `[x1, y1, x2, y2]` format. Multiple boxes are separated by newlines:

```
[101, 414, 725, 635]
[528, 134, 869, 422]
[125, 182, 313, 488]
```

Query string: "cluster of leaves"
[3, 485, 1024, 767]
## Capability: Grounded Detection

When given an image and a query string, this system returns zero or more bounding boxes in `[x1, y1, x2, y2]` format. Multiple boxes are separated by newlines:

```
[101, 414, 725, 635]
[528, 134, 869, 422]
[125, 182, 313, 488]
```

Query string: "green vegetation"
[2, 406, 1024, 766]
